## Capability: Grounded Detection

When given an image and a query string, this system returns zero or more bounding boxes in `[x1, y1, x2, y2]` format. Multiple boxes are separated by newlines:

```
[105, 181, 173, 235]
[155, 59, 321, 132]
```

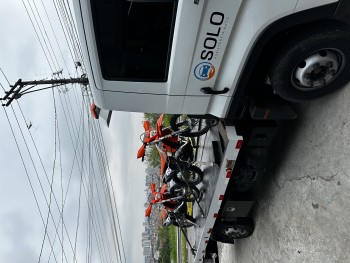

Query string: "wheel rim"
[176, 115, 200, 130]
[178, 171, 199, 184]
[174, 187, 184, 196]
[185, 187, 198, 200]
[291, 48, 346, 91]
[188, 171, 199, 183]
[222, 226, 247, 239]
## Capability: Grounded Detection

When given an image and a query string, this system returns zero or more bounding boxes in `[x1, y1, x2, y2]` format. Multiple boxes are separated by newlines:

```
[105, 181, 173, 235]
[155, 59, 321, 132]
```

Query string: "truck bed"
[187, 123, 242, 262]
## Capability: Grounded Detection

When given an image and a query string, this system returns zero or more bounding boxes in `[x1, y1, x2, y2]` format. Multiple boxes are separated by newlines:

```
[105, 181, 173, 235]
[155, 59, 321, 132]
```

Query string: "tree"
[157, 226, 171, 263]
[142, 113, 172, 168]
[146, 146, 161, 167]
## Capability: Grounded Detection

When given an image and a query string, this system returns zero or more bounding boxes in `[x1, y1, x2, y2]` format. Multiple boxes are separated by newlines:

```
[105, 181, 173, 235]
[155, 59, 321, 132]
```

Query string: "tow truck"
[72, 0, 350, 261]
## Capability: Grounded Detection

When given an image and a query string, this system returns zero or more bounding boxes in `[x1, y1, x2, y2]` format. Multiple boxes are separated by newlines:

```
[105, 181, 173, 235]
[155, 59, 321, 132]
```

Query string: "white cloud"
[0, 1, 150, 262]
[102, 112, 147, 262]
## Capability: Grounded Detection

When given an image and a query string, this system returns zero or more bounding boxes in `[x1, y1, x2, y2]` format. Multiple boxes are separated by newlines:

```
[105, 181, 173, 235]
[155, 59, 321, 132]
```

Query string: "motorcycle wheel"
[170, 115, 217, 137]
[172, 214, 196, 228]
[172, 165, 204, 186]
[170, 184, 200, 202]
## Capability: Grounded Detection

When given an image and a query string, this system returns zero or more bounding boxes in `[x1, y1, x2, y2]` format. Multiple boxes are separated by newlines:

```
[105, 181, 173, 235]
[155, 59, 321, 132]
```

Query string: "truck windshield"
[91, 0, 177, 82]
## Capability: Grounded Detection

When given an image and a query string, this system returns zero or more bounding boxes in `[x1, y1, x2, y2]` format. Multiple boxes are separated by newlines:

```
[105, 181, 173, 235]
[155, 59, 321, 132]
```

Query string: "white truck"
[73, 0, 350, 261]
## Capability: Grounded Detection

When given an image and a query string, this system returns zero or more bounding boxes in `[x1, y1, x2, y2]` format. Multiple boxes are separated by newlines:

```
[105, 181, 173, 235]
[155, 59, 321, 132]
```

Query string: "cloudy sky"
[0, 1, 146, 262]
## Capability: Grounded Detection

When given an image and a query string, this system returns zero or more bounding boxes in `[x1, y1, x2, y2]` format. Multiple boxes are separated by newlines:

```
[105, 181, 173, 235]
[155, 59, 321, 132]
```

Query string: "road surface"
[218, 81, 350, 263]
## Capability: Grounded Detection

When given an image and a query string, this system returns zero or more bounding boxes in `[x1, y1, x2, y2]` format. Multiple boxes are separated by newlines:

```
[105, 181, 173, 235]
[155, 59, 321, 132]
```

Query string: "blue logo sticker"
[194, 62, 215, 81]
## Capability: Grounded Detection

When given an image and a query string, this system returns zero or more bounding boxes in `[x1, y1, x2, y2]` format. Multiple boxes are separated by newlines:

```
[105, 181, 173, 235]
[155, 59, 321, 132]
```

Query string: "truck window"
[90, 0, 177, 82]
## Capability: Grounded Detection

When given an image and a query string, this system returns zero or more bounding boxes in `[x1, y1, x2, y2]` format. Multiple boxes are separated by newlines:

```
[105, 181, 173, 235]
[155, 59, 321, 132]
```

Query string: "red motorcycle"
[137, 114, 219, 159]
[137, 114, 204, 186]
[145, 182, 198, 228]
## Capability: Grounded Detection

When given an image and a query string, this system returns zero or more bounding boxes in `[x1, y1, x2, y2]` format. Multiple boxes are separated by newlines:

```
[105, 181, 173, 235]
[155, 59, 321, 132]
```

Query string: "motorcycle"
[162, 202, 198, 228]
[137, 114, 204, 186]
[137, 113, 219, 160]
[145, 182, 201, 218]
[162, 139, 203, 186]
[145, 182, 200, 256]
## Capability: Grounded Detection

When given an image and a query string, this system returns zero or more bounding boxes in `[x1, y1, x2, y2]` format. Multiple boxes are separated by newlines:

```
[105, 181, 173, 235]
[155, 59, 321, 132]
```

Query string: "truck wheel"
[172, 165, 204, 186]
[211, 219, 254, 243]
[170, 115, 213, 137]
[269, 26, 350, 102]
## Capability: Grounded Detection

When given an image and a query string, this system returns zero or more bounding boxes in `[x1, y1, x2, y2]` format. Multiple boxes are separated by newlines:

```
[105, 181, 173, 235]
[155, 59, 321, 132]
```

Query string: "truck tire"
[269, 25, 350, 102]
[172, 165, 204, 186]
[170, 115, 214, 137]
[211, 219, 254, 243]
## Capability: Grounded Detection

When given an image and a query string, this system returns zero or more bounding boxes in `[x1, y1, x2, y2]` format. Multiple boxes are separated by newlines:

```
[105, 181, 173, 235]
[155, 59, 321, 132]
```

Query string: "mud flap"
[203, 239, 220, 263]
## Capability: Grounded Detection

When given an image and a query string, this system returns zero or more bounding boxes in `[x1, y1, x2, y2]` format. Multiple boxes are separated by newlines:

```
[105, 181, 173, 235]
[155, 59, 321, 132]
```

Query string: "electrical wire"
[37, 89, 58, 263]
[21, 0, 54, 72]
[2, 0, 129, 257]
[30, 0, 61, 70]
[0, 83, 59, 263]
[39, 0, 71, 75]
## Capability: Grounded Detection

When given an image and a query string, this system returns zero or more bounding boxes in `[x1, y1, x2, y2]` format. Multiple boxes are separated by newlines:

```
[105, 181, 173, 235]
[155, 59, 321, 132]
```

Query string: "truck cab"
[73, 0, 350, 118]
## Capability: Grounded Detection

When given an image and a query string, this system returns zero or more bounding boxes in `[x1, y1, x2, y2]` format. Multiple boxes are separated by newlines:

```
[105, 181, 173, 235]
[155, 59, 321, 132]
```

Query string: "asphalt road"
[218, 81, 350, 263]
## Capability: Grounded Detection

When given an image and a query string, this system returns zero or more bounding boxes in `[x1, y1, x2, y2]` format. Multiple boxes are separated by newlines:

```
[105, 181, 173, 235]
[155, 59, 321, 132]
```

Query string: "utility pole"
[1, 75, 89, 106]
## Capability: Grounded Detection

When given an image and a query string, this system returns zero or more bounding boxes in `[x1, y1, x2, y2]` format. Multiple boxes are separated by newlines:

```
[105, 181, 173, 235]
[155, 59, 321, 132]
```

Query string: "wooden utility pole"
[1, 76, 89, 106]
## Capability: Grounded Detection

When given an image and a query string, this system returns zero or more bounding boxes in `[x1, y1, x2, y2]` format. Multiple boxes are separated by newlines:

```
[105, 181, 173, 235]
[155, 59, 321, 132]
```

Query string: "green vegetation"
[157, 225, 177, 263]
[169, 226, 177, 263]
[146, 145, 161, 168]
[144, 113, 171, 128]
[143, 113, 183, 262]
[157, 226, 171, 263]
[181, 230, 188, 263]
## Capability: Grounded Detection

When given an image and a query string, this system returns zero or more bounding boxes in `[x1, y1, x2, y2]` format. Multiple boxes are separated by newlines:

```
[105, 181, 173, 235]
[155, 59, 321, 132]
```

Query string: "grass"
[169, 226, 177, 262]
[181, 230, 188, 263]
[170, 226, 189, 263]
[159, 225, 189, 263]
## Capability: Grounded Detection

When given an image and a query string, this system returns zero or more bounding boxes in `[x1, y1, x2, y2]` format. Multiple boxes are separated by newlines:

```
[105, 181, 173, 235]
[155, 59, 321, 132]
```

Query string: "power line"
[30, 0, 61, 70]
[39, 0, 71, 74]
[21, 0, 54, 72]
[0, 67, 75, 261]
[0, 83, 59, 263]
[1, 0, 127, 254]
[10, 103, 70, 263]
[37, 89, 59, 263]
[94, 118, 127, 263]
[52, 0, 76, 66]
[15, 100, 77, 261]
[0, 67, 11, 85]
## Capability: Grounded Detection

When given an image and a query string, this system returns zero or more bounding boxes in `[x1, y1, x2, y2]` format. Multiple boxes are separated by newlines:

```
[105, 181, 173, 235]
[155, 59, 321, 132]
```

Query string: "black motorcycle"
[162, 139, 204, 186]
